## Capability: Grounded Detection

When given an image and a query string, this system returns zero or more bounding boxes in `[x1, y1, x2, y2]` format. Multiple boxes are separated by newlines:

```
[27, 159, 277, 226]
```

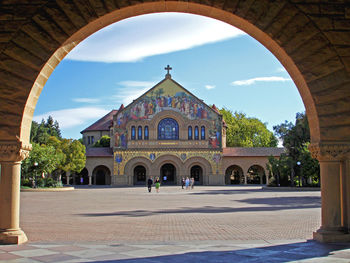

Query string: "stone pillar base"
[313, 229, 350, 243]
[0, 229, 28, 244]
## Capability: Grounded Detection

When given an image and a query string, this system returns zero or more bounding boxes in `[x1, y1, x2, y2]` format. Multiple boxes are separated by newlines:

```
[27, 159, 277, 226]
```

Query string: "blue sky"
[34, 13, 304, 140]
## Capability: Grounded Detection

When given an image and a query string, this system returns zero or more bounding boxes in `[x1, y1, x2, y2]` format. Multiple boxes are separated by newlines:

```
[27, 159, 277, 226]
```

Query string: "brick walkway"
[1, 186, 349, 262]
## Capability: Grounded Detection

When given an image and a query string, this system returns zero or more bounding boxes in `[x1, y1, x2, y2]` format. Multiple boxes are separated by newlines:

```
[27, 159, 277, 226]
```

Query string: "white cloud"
[112, 81, 156, 105]
[33, 107, 109, 129]
[72, 98, 100, 103]
[205, 85, 216, 90]
[231, 76, 292, 86]
[66, 13, 245, 63]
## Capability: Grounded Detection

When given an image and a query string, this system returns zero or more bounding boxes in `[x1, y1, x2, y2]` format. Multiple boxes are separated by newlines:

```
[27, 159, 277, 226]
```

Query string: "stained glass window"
[158, 118, 179, 140]
[188, 126, 192, 140]
[131, 126, 136, 140]
[201, 126, 205, 140]
[138, 126, 142, 140]
[144, 126, 149, 140]
[194, 126, 199, 140]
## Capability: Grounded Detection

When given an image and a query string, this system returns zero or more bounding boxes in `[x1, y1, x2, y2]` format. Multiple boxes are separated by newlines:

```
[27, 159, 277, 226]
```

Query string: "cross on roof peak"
[165, 65, 172, 79]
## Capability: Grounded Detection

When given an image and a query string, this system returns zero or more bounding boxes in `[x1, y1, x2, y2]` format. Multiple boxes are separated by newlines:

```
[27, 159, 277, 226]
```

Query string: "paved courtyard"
[1, 186, 350, 262]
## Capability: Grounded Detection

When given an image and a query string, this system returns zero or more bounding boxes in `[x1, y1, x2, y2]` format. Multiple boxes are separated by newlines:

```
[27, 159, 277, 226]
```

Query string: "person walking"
[147, 177, 153, 193]
[155, 177, 160, 193]
[190, 177, 195, 189]
[181, 177, 185, 189]
[185, 177, 190, 190]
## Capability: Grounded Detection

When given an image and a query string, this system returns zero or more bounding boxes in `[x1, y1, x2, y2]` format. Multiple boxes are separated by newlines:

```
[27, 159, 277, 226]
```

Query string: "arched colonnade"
[0, 1, 350, 244]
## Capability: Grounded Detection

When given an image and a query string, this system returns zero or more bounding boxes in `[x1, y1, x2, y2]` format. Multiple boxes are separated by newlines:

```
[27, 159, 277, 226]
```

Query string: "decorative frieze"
[309, 142, 350, 161]
[0, 139, 31, 162]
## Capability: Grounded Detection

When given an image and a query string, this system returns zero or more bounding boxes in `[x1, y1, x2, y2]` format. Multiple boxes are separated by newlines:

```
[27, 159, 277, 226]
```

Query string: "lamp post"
[296, 161, 301, 187]
[276, 164, 280, 187]
[33, 162, 38, 188]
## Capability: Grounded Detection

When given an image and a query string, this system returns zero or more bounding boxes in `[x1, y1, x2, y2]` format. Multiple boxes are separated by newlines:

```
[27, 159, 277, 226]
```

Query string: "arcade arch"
[225, 165, 244, 185]
[0, 1, 349, 244]
[247, 165, 266, 185]
[92, 165, 111, 185]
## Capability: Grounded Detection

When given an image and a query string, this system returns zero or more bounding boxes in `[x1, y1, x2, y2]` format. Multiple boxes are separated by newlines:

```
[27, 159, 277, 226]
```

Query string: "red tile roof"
[81, 110, 117, 133]
[86, 147, 113, 157]
[223, 147, 285, 157]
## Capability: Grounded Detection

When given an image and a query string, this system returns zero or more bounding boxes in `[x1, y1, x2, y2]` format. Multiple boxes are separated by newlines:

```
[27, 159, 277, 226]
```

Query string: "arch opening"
[134, 165, 147, 185]
[160, 163, 176, 185]
[225, 165, 244, 185]
[93, 165, 111, 185]
[247, 165, 266, 185]
[190, 165, 203, 185]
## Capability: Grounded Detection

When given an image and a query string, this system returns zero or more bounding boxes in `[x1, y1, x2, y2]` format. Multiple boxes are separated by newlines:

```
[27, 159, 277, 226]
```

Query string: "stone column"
[0, 140, 31, 244]
[66, 171, 70, 185]
[88, 175, 92, 186]
[244, 173, 247, 185]
[310, 143, 350, 243]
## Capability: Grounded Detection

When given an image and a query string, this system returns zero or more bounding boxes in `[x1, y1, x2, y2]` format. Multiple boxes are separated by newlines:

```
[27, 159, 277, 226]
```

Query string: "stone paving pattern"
[0, 186, 349, 262]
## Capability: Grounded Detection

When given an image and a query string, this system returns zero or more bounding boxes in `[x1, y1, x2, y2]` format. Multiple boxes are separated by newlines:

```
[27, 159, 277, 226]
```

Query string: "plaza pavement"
[1, 186, 349, 262]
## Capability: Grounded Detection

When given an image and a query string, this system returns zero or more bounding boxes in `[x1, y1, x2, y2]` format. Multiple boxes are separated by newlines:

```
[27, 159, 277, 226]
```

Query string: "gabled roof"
[81, 110, 117, 133]
[120, 77, 221, 117]
[223, 147, 285, 157]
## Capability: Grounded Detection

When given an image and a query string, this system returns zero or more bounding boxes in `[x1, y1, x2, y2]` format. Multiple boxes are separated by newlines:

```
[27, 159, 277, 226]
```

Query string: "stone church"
[76, 67, 284, 186]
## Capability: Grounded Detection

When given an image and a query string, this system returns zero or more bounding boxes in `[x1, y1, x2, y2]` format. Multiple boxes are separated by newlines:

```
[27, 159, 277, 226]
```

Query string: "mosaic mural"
[114, 79, 222, 148]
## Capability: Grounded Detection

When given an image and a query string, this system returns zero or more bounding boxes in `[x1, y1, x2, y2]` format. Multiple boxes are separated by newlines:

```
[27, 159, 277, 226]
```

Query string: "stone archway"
[247, 165, 266, 185]
[160, 163, 176, 185]
[134, 165, 147, 185]
[92, 165, 111, 185]
[190, 165, 203, 185]
[1, 1, 350, 244]
[225, 165, 244, 185]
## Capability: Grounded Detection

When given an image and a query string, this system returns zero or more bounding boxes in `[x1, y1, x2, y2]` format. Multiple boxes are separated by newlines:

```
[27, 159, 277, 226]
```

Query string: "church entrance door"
[134, 165, 146, 185]
[160, 164, 176, 185]
[190, 165, 203, 185]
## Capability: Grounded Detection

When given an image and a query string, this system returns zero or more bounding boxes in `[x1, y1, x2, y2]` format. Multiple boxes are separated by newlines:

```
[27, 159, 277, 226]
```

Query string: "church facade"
[78, 69, 284, 186]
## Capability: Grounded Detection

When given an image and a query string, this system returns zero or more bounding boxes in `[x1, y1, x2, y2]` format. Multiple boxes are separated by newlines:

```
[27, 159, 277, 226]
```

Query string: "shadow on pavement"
[91, 240, 349, 263]
[78, 198, 320, 218]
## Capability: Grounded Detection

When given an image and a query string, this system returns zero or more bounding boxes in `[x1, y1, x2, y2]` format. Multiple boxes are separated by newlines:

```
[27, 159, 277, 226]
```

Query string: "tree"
[30, 116, 62, 144]
[94, 135, 111, 147]
[271, 112, 320, 187]
[21, 143, 63, 187]
[220, 108, 278, 147]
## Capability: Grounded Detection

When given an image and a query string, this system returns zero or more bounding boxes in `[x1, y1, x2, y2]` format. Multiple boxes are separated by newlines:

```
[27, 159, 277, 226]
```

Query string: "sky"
[34, 13, 305, 140]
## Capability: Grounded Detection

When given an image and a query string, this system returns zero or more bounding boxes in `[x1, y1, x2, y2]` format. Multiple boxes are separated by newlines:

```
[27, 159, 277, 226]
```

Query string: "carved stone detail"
[0, 139, 32, 162]
[309, 142, 350, 161]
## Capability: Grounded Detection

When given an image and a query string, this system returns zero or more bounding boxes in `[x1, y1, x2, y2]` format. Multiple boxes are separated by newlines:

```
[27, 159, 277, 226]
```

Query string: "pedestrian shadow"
[90, 240, 349, 263]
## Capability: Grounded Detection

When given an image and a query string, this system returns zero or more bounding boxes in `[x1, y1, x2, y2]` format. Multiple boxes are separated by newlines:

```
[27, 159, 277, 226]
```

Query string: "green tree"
[21, 143, 63, 187]
[220, 108, 278, 147]
[94, 135, 111, 147]
[30, 116, 62, 144]
[271, 112, 320, 187]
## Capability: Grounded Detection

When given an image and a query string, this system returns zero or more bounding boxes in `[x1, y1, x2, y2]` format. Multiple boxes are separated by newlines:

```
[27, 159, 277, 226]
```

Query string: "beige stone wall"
[222, 156, 270, 176]
[82, 131, 110, 148]
[85, 156, 114, 182]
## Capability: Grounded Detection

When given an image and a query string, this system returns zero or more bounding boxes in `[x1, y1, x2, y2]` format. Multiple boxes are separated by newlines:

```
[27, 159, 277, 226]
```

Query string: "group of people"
[146, 176, 195, 193]
[181, 177, 195, 190]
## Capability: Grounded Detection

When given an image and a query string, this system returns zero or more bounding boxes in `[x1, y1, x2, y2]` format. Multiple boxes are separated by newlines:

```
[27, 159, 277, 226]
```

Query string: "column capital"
[0, 139, 32, 163]
[309, 142, 350, 161]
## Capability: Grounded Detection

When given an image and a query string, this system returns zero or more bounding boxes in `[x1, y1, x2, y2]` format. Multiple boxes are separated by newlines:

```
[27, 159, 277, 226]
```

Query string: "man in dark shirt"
[147, 177, 153, 193]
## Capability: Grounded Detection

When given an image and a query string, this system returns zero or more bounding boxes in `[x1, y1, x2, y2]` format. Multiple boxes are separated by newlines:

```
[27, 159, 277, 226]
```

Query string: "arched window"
[131, 126, 136, 140]
[194, 126, 199, 140]
[138, 126, 142, 140]
[188, 126, 192, 140]
[144, 126, 149, 140]
[201, 126, 205, 140]
[158, 118, 179, 140]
